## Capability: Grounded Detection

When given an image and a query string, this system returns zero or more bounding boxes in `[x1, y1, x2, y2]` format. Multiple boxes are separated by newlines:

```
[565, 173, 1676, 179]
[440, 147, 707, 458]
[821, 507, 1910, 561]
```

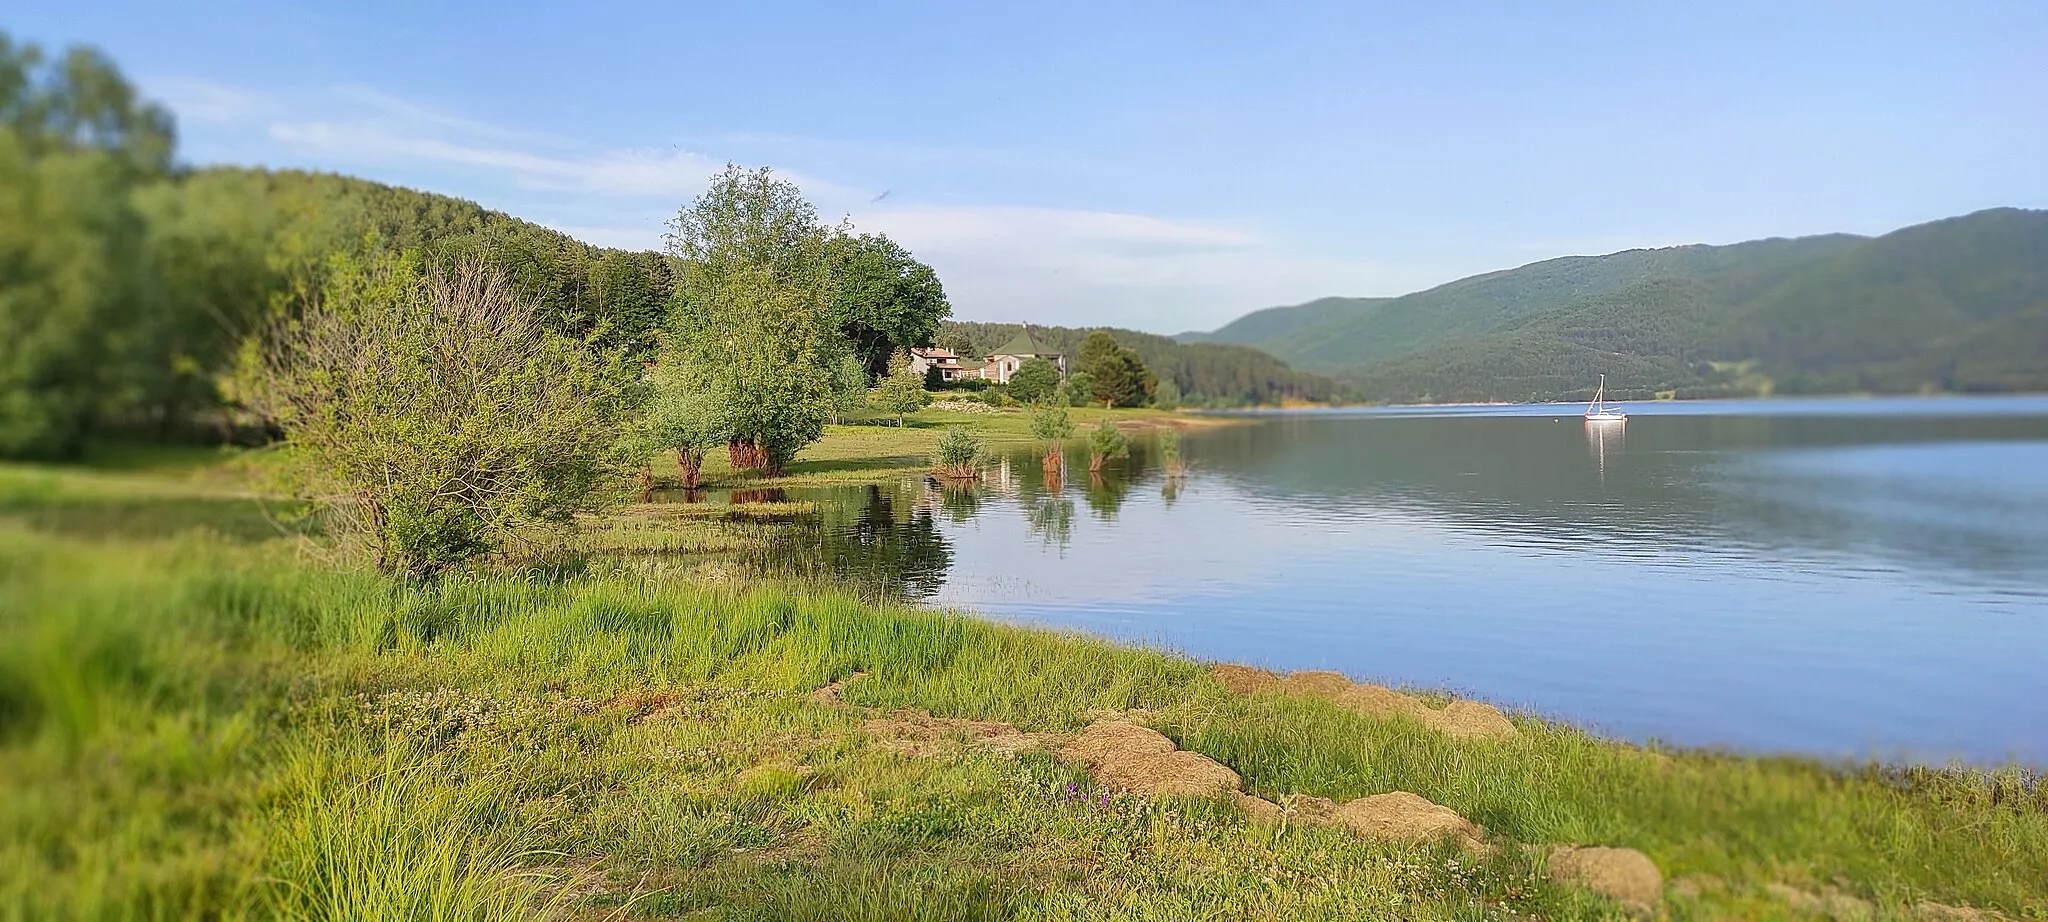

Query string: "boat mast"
[1588, 374, 1606, 415]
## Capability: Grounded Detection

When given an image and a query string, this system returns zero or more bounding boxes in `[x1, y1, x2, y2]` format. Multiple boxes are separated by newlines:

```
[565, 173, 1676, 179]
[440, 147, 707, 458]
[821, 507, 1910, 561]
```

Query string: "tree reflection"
[1025, 494, 1076, 553]
[756, 484, 952, 601]
[1084, 471, 1130, 520]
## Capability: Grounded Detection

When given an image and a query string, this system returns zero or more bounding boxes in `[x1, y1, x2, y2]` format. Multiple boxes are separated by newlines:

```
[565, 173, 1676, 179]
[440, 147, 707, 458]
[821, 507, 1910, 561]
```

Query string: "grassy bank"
[3, 432, 2045, 921]
[681, 404, 1200, 491]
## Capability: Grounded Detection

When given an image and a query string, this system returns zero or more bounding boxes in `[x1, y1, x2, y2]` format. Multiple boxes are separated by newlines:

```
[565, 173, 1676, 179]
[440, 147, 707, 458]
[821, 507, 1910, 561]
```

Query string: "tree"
[871, 349, 932, 427]
[1087, 417, 1129, 472]
[828, 232, 951, 377]
[0, 133, 143, 457]
[1075, 331, 1155, 408]
[827, 351, 869, 425]
[1059, 371, 1095, 407]
[936, 330, 980, 362]
[1029, 402, 1074, 475]
[227, 254, 635, 577]
[1153, 378, 1181, 410]
[665, 165, 841, 474]
[632, 339, 731, 495]
[1007, 357, 1061, 403]
[0, 34, 171, 457]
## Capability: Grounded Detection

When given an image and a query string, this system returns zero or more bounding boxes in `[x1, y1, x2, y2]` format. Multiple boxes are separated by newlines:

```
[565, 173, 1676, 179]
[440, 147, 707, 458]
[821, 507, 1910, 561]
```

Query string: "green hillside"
[1186, 209, 2048, 402]
[941, 321, 1343, 406]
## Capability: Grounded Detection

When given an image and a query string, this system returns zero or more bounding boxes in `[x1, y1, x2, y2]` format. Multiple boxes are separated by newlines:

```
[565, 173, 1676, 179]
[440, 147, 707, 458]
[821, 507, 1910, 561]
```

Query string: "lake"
[765, 396, 2048, 766]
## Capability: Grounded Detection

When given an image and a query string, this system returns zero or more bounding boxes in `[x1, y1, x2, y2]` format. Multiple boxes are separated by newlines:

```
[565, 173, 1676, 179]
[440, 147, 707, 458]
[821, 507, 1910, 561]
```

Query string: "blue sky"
[11, 1, 2045, 331]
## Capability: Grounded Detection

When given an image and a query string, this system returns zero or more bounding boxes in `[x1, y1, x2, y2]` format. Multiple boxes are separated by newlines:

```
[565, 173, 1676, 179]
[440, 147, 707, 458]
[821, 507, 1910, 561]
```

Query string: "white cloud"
[174, 80, 1426, 332]
[150, 77, 265, 123]
[852, 202, 1435, 331]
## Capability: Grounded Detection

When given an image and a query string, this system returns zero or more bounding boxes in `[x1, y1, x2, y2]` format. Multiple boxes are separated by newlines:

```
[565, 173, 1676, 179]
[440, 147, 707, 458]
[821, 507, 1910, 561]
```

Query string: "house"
[978, 328, 1066, 384]
[907, 347, 968, 383]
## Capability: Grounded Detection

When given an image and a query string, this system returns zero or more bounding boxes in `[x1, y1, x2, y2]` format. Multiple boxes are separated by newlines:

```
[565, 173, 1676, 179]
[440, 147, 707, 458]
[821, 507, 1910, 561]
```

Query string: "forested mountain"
[1186, 209, 2048, 402]
[941, 321, 1342, 406]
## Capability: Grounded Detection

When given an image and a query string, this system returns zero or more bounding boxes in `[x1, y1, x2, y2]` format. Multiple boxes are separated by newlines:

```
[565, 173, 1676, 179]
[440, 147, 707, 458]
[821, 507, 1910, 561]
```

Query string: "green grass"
[3, 443, 2045, 920]
[676, 406, 1197, 490]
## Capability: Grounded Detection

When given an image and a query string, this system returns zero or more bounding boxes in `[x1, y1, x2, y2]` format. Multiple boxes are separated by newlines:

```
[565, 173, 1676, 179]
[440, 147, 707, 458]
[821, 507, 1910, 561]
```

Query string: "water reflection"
[753, 402, 2048, 762]
[754, 483, 952, 600]
[1584, 420, 1625, 481]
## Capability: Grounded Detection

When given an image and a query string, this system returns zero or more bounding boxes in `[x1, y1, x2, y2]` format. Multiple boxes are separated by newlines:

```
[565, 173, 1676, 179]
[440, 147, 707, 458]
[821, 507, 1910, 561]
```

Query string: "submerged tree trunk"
[677, 447, 705, 489]
[638, 465, 654, 503]
[728, 439, 768, 470]
[1088, 451, 1106, 473]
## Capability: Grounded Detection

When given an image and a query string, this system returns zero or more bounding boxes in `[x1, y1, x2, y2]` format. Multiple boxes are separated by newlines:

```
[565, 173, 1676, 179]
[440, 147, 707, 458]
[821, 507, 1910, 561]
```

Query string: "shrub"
[931, 426, 983, 480]
[1087, 418, 1128, 472]
[228, 253, 635, 577]
[1007, 358, 1062, 403]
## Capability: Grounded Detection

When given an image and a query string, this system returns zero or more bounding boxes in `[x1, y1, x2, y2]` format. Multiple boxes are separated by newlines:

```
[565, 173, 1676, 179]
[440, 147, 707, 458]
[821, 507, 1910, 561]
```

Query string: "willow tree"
[664, 165, 842, 475]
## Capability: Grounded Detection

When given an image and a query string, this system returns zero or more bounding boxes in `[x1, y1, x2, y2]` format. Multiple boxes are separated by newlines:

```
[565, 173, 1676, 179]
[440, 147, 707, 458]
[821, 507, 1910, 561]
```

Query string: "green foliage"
[0, 135, 143, 458]
[1028, 402, 1075, 445]
[870, 351, 932, 427]
[935, 329, 980, 361]
[1075, 331, 1155, 408]
[931, 426, 982, 477]
[666, 165, 844, 471]
[946, 320, 1342, 406]
[1158, 426, 1182, 465]
[828, 232, 951, 377]
[0, 34, 170, 458]
[1057, 371, 1094, 407]
[1153, 377, 1181, 410]
[228, 254, 635, 576]
[827, 351, 871, 424]
[1087, 417, 1129, 470]
[1006, 357, 1062, 403]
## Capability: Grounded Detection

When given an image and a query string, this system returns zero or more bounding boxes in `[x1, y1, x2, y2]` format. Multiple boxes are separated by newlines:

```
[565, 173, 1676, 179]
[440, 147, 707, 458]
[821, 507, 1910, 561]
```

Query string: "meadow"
[3, 417, 2045, 921]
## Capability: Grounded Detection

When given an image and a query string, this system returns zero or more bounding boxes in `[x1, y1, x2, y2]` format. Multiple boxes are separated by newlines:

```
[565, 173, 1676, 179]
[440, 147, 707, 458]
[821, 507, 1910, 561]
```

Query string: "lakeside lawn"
[3, 416, 2044, 921]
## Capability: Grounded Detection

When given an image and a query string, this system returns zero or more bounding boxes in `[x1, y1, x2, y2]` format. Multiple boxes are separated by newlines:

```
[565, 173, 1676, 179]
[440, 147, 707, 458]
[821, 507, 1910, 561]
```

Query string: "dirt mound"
[1210, 664, 1280, 695]
[1333, 792, 1486, 851]
[1432, 699, 1519, 740]
[1264, 670, 1519, 741]
[1546, 845, 1663, 913]
[1060, 720, 1242, 796]
[1276, 670, 1357, 698]
[1232, 792, 1284, 823]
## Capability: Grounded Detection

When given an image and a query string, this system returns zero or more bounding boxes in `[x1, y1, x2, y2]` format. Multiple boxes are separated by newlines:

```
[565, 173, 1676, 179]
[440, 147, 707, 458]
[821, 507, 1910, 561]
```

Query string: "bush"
[228, 253, 635, 577]
[1087, 418, 1128, 472]
[931, 426, 983, 479]
[1007, 358, 1062, 403]
[1058, 371, 1095, 407]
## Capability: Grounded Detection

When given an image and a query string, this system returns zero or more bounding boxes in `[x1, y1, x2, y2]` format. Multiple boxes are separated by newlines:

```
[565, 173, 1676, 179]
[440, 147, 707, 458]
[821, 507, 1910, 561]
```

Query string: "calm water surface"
[768, 396, 2048, 765]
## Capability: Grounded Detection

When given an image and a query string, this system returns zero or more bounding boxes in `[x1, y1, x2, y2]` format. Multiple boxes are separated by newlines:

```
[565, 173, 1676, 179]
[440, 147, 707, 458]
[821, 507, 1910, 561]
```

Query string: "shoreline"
[5, 430, 2044, 918]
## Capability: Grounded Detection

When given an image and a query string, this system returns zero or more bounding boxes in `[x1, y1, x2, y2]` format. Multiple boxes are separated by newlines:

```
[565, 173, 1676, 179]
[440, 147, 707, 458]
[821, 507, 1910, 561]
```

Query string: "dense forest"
[1187, 211, 2048, 402]
[941, 322, 1343, 407]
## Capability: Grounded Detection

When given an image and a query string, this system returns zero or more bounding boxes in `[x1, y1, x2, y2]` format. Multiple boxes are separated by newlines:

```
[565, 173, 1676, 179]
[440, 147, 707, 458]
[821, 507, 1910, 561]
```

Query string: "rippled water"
[767, 396, 2048, 765]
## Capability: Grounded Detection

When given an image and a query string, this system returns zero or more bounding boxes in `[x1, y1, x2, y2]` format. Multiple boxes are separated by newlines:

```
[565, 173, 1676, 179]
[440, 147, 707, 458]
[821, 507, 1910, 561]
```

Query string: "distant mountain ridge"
[1180, 208, 2048, 402]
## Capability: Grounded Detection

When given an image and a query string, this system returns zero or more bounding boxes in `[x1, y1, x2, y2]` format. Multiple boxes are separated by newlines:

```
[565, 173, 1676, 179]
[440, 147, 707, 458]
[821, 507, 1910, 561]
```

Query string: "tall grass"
[3, 514, 2045, 919]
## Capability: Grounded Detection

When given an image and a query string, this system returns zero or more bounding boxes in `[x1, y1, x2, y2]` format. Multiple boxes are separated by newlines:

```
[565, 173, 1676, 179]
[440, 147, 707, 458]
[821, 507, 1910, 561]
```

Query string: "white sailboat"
[1584, 374, 1627, 422]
